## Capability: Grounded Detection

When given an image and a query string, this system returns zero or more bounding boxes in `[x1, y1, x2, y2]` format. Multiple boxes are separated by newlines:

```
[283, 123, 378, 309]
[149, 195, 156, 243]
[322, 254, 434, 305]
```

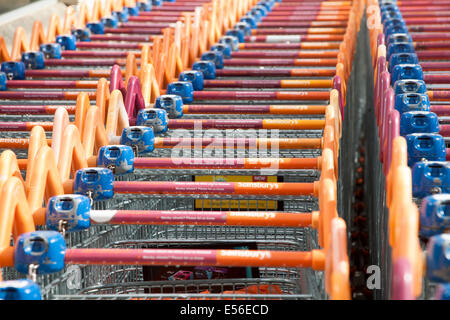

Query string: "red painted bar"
[90, 34, 152, 42]
[25, 70, 91, 78]
[154, 137, 321, 149]
[64, 248, 218, 266]
[184, 105, 272, 114]
[104, 27, 162, 34]
[430, 91, 450, 100]
[431, 105, 450, 116]
[262, 16, 349, 22]
[168, 119, 264, 129]
[417, 51, 450, 60]
[410, 32, 450, 40]
[244, 35, 344, 42]
[424, 74, 450, 83]
[127, 15, 180, 22]
[258, 21, 348, 28]
[216, 68, 335, 77]
[439, 125, 450, 136]
[0, 105, 74, 114]
[396, 11, 450, 17]
[224, 58, 337, 67]
[0, 122, 27, 131]
[134, 158, 246, 169]
[404, 17, 450, 24]
[203, 80, 282, 88]
[193, 91, 330, 101]
[239, 43, 339, 49]
[112, 181, 315, 196]
[183, 105, 325, 115]
[0, 91, 95, 100]
[121, 22, 181, 28]
[231, 51, 338, 59]
[76, 42, 140, 49]
[62, 50, 138, 58]
[421, 62, 450, 71]
[64, 248, 315, 268]
[6, 80, 79, 89]
[414, 42, 450, 50]
[45, 59, 124, 67]
[252, 28, 346, 35]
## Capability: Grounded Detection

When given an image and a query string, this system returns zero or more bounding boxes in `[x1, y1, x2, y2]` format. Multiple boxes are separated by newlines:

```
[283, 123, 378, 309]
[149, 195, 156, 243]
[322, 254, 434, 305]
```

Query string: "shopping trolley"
[366, 0, 450, 300]
[0, 0, 357, 301]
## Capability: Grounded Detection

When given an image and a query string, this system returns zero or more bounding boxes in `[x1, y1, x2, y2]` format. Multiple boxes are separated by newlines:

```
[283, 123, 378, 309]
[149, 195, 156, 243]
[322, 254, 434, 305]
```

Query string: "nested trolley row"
[0, 0, 360, 300]
[367, 0, 450, 300]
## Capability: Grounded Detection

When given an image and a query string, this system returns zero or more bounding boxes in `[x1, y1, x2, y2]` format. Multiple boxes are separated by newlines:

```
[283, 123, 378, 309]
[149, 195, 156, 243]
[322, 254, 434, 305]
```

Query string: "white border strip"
[0, 0, 60, 27]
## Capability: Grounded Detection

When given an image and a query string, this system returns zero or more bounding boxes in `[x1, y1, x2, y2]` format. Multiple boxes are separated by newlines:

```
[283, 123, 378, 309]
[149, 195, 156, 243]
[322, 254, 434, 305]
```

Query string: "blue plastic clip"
[73, 168, 114, 200]
[234, 22, 252, 36]
[101, 16, 119, 28]
[39, 43, 62, 59]
[393, 79, 426, 95]
[386, 33, 413, 45]
[259, 0, 275, 11]
[178, 70, 204, 91]
[434, 284, 450, 300]
[385, 23, 408, 37]
[383, 17, 405, 30]
[154, 94, 184, 118]
[126, 5, 140, 16]
[97, 145, 135, 175]
[219, 35, 239, 51]
[426, 234, 450, 283]
[167, 81, 194, 103]
[1, 61, 25, 80]
[387, 42, 415, 60]
[112, 9, 129, 22]
[253, 4, 269, 17]
[136, 108, 168, 134]
[71, 28, 91, 42]
[192, 60, 216, 80]
[46, 195, 91, 232]
[138, 1, 152, 11]
[21, 52, 45, 70]
[120, 126, 155, 154]
[381, 9, 402, 23]
[0, 280, 42, 300]
[391, 64, 424, 85]
[240, 16, 258, 29]
[0, 72, 6, 91]
[226, 29, 245, 43]
[412, 161, 450, 198]
[400, 111, 439, 136]
[406, 134, 446, 167]
[380, 3, 399, 13]
[14, 231, 66, 275]
[201, 51, 224, 69]
[247, 9, 263, 22]
[394, 93, 430, 114]
[56, 35, 77, 50]
[86, 22, 105, 35]
[211, 43, 232, 59]
[419, 194, 450, 238]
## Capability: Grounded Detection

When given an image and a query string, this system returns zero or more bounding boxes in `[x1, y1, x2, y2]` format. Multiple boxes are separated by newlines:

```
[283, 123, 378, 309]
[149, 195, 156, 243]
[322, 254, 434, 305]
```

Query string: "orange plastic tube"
[280, 80, 333, 88]
[233, 182, 316, 196]
[269, 105, 327, 114]
[261, 119, 325, 130]
[0, 177, 35, 269]
[153, 137, 323, 149]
